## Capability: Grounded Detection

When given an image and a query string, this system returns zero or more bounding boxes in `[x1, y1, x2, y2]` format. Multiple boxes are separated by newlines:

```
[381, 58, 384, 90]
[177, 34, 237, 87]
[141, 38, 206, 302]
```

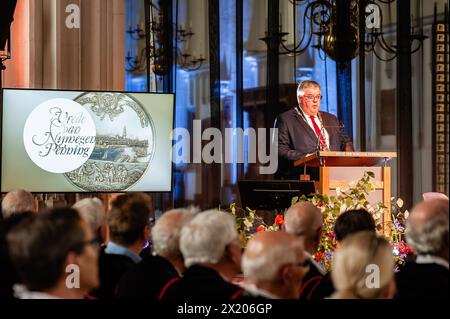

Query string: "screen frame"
[1, 87, 176, 194]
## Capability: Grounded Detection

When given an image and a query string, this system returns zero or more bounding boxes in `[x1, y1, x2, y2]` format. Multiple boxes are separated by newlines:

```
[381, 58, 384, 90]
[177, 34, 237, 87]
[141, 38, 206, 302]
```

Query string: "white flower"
[396, 198, 404, 208]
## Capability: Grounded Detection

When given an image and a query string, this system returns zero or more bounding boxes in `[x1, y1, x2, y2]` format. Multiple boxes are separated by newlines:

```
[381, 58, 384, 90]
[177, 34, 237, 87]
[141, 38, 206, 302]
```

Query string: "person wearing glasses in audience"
[7, 208, 100, 299]
[275, 80, 353, 180]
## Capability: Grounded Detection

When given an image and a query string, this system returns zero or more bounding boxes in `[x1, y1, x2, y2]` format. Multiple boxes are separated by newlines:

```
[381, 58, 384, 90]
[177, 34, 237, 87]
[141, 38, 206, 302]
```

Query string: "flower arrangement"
[227, 172, 414, 272]
[227, 204, 284, 248]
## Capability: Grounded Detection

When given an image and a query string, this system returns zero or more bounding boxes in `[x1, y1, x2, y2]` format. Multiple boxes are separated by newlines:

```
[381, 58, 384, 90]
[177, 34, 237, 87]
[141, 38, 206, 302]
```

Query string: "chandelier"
[260, 0, 426, 62]
[125, 0, 205, 76]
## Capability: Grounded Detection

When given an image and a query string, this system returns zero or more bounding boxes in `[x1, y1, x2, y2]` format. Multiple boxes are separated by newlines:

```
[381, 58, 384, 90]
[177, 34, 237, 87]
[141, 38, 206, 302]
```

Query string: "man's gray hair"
[406, 207, 449, 255]
[180, 209, 238, 268]
[297, 80, 321, 99]
[152, 207, 199, 259]
[242, 242, 300, 283]
[1, 189, 36, 218]
[72, 197, 105, 232]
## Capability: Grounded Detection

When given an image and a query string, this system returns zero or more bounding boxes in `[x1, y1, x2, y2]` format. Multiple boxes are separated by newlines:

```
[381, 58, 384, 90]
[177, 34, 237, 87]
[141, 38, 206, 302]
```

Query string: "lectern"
[294, 151, 397, 235]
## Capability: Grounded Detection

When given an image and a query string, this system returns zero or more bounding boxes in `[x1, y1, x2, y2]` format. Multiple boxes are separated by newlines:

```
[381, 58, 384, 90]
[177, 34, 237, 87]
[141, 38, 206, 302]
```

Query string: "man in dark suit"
[116, 208, 197, 299]
[162, 210, 243, 301]
[89, 193, 154, 299]
[275, 80, 353, 179]
[396, 199, 449, 299]
[284, 202, 325, 299]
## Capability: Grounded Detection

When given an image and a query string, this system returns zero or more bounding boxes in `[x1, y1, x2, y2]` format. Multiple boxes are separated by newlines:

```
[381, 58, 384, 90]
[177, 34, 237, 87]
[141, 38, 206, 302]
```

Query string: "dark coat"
[275, 108, 353, 179]
[395, 262, 449, 299]
[116, 254, 180, 299]
[162, 265, 243, 301]
[89, 249, 136, 299]
[299, 258, 325, 300]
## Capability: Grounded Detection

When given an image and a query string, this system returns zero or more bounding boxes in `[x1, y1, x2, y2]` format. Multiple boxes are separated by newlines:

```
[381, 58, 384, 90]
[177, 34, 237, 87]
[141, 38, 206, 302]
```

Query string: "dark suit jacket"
[162, 265, 243, 301]
[89, 249, 136, 299]
[116, 254, 180, 299]
[395, 262, 449, 299]
[299, 258, 325, 300]
[275, 108, 353, 179]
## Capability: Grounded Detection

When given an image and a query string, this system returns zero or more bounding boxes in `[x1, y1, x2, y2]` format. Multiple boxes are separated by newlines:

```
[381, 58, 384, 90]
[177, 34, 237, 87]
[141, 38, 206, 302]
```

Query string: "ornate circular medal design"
[64, 92, 155, 191]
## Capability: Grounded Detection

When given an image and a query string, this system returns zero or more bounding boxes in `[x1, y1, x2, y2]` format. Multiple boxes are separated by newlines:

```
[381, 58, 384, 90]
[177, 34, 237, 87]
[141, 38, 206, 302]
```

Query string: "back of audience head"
[72, 197, 105, 241]
[151, 207, 199, 273]
[242, 231, 308, 299]
[334, 209, 376, 242]
[7, 208, 99, 298]
[406, 199, 449, 260]
[331, 231, 395, 299]
[179, 209, 241, 279]
[1, 189, 37, 219]
[108, 193, 154, 249]
[284, 201, 322, 254]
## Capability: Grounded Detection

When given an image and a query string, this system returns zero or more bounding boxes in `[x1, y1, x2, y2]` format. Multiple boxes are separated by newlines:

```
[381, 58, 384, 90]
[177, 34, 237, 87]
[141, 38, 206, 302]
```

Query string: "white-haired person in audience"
[331, 231, 396, 299]
[395, 199, 449, 299]
[72, 197, 106, 245]
[240, 231, 309, 299]
[163, 209, 243, 300]
[1, 189, 37, 219]
[116, 207, 198, 299]
[284, 202, 324, 298]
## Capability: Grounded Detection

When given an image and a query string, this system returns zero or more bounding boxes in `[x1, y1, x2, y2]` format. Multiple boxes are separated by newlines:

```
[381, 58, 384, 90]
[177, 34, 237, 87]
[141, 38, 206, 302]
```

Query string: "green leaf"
[291, 196, 299, 206]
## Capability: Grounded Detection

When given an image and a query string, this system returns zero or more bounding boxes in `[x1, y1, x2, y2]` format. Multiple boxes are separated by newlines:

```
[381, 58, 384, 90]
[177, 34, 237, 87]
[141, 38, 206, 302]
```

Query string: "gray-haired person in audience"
[395, 199, 449, 299]
[241, 231, 309, 299]
[284, 201, 325, 298]
[331, 231, 396, 299]
[117, 207, 199, 299]
[72, 197, 106, 245]
[1, 189, 37, 219]
[163, 209, 243, 300]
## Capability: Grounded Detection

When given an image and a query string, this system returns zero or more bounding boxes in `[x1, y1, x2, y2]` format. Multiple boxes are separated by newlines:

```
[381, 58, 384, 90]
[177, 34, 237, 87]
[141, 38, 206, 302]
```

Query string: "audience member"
[1, 189, 37, 219]
[396, 199, 449, 299]
[7, 208, 99, 299]
[72, 197, 107, 245]
[0, 212, 35, 299]
[90, 193, 154, 299]
[241, 231, 309, 299]
[284, 202, 325, 299]
[117, 207, 198, 299]
[331, 231, 395, 299]
[307, 209, 377, 299]
[163, 209, 243, 300]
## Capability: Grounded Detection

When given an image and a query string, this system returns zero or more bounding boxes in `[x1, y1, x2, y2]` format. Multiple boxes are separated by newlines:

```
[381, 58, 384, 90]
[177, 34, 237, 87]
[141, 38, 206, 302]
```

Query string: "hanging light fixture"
[260, 0, 427, 62]
[125, 0, 205, 75]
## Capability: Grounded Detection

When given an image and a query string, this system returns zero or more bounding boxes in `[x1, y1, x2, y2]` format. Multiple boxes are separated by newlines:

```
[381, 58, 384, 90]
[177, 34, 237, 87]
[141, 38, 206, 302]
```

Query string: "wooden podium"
[294, 151, 397, 235]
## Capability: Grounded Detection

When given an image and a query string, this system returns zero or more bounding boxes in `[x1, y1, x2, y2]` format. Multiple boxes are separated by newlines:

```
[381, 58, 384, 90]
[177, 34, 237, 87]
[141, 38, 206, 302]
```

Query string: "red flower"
[274, 214, 284, 225]
[398, 242, 414, 255]
[256, 225, 265, 232]
[314, 252, 324, 261]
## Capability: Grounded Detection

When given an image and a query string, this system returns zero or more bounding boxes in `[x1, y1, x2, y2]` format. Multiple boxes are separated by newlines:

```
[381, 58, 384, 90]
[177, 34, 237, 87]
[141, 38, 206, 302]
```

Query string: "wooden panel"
[295, 151, 397, 167]
[319, 167, 330, 194]
[330, 181, 384, 190]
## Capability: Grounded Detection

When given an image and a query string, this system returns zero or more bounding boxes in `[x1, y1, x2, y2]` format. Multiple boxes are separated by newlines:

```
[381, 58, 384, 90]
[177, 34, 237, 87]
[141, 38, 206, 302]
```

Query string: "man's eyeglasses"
[303, 95, 322, 101]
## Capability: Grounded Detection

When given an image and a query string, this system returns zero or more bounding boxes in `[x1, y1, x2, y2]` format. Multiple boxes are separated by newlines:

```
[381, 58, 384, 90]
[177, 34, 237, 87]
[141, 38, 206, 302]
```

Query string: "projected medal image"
[64, 92, 156, 191]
